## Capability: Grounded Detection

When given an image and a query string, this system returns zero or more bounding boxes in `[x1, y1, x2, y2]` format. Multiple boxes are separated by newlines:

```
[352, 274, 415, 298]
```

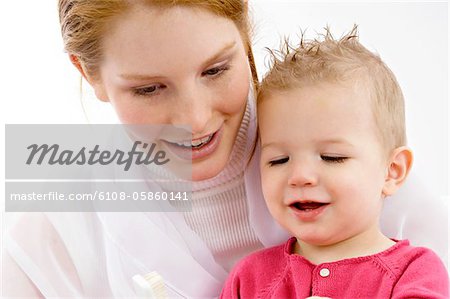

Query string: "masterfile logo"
[5, 124, 192, 212]
[26, 141, 170, 171]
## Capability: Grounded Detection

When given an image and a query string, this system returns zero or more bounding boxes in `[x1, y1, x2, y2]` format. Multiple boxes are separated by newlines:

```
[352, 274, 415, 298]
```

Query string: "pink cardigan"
[221, 237, 449, 298]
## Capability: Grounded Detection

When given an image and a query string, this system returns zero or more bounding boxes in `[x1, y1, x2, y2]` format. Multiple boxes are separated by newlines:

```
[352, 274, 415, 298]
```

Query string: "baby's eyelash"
[268, 157, 289, 166]
[321, 155, 348, 163]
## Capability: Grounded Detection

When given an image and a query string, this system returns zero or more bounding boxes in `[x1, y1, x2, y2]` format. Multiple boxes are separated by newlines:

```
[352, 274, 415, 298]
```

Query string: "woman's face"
[91, 5, 251, 181]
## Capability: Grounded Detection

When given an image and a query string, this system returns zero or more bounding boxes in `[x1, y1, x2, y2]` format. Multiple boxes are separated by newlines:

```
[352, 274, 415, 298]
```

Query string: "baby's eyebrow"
[261, 139, 355, 152]
[317, 138, 354, 147]
[260, 141, 285, 151]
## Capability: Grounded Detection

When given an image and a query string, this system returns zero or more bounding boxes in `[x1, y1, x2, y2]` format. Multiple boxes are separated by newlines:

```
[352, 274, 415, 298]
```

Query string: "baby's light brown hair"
[258, 26, 406, 154]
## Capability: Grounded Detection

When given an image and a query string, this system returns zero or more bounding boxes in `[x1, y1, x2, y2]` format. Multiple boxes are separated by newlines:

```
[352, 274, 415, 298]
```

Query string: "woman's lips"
[161, 126, 223, 161]
[289, 201, 329, 222]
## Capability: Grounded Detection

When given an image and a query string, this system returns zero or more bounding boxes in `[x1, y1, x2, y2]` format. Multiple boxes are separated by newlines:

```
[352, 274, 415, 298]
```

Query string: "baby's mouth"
[290, 201, 329, 212]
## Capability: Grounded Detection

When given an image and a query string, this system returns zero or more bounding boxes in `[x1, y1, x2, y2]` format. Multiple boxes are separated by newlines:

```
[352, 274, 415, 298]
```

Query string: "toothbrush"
[133, 272, 168, 298]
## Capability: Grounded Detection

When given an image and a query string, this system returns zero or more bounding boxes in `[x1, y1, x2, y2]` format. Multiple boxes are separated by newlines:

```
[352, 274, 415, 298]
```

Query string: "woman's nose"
[171, 85, 213, 134]
[287, 160, 319, 188]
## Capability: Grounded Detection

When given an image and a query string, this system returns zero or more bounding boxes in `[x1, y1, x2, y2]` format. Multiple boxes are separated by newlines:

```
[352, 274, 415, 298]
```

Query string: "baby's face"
[258, 82, 389, 246]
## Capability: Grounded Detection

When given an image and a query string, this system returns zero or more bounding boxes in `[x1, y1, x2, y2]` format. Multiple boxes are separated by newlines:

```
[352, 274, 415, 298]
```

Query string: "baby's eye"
[321, 155, 348, 163]
[133, 84, 166, 97]
[268, 157, 289, 166]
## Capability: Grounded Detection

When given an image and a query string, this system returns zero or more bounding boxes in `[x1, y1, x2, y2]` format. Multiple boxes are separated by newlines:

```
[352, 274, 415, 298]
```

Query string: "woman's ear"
[70, 54, 87, 79]
[69, 54, 109, 102]
[382, 146, 413, 197]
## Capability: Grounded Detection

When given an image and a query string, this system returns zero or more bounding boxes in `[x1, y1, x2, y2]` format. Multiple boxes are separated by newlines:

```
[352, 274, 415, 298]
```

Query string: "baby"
[221, 28, 449, 298]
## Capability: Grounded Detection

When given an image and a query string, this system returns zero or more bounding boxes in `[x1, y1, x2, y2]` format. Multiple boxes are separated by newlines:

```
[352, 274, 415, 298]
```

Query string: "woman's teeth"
[174, 133, 213, 148]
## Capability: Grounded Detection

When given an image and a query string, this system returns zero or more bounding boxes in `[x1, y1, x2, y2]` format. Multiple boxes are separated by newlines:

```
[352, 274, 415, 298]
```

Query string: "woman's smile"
[161, 125, 223, 161]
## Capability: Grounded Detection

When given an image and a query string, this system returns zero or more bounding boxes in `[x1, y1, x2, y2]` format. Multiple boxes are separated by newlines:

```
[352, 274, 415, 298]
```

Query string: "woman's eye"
[268, 157, 289, 166]
[321, 155, 348, 163]
[202, 65, 229, 77]
[133, 84, 165, 96]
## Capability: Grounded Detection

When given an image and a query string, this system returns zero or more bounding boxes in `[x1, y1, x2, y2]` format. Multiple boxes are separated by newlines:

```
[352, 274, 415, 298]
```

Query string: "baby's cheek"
[326, 173, 356, 195]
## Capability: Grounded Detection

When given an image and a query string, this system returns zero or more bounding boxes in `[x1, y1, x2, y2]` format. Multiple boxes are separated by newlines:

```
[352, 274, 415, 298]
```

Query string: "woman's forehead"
[100, 5, 244, 76]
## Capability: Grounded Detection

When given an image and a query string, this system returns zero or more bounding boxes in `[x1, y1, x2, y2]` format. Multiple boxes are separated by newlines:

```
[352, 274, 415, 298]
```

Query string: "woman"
[4, 1, 287, 298]
[3, 1, 446, 298]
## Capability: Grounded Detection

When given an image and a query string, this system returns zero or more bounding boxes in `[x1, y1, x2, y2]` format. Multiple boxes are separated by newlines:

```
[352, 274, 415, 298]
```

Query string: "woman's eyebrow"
[202, 41, 237, 67]
[119, 73, 162, 81]
[118, 42, 237, 81]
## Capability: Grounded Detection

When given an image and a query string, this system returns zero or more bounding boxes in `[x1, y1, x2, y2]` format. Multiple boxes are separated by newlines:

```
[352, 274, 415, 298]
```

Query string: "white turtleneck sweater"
[172, 96, 264, 272]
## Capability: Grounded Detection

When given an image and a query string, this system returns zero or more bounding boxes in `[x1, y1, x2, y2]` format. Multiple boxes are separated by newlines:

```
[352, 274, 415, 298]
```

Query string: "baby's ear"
[382, 146, 413, 197]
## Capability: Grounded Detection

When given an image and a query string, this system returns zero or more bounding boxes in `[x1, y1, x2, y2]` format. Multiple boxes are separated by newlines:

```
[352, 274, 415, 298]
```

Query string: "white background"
[0, 1, 448, 241]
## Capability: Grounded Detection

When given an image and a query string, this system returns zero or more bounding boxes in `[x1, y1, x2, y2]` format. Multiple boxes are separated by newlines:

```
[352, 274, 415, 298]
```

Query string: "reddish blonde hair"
[58, 0, 258, 85]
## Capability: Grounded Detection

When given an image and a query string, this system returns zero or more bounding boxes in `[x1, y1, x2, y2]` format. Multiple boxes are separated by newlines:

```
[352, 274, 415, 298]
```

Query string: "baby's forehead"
[258, 79, 373, 109]
[258, 82, 381, 128]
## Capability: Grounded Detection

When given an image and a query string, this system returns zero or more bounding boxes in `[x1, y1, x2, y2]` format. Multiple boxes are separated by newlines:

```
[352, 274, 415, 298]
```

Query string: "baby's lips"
[286, 198, 327, 205]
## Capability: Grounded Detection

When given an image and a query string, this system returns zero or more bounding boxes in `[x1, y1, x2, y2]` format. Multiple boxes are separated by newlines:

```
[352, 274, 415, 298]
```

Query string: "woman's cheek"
[107, 88, 160, 124]
[220, 70, 250, 115]
[110, 97, 151, 124]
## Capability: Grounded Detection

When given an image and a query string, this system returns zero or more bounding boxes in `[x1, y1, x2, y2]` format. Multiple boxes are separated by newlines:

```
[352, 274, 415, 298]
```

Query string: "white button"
[319, 268, 330, 277]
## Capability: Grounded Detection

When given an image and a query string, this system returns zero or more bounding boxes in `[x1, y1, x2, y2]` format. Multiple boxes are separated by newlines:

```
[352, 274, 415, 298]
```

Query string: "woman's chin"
[191, 159, 227, 181]
[156, 141, 230, 182]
